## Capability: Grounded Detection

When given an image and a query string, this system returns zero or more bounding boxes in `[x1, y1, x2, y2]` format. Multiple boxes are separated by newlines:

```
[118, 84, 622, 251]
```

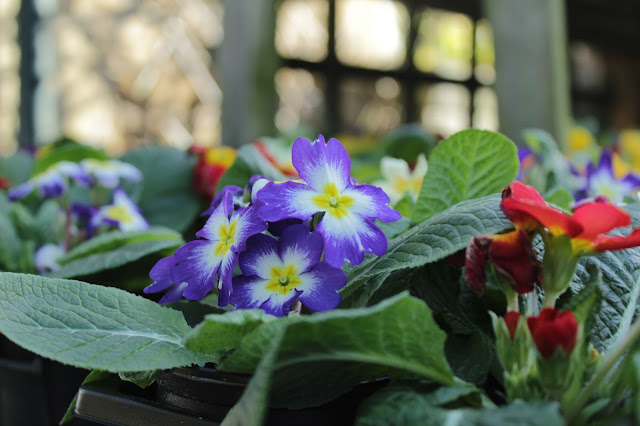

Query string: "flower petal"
[316, 213, 387, 267]
[173, 240, 222, 301]
[260, 290, 302, 317]
[464, 235, 491, 295]
[501, 197, 583, 237]
[257, 181, 319, 222]
[277, 224, 323, 274]
[297, 262, 346, 312]
[145, 257, 176, 293]
[38, 173, 68, 198]
[196, 191, 233, 240]
[292, 136, 351, 192]
[217, 251, 239, 306]
[572, 200, 630, 240]
[341, 184, 402, 223]
[380, 156, 411, 182]
[230, 275, 274, 310]
[239, 233, 280, 279]
[593, 228, 640, 252]
[8, 181, 34, 201]
[489, 230, 540, 295]
[230, 202, 269, 253]
[201, 185, 245, 217]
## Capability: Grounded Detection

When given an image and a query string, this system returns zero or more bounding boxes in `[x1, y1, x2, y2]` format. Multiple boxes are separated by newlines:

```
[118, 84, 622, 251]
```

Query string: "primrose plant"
[145, 135, 401, 315]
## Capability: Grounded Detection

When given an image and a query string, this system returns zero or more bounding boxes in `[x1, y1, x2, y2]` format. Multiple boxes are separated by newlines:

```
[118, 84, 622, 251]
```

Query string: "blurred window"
[274, 0, 498, 138]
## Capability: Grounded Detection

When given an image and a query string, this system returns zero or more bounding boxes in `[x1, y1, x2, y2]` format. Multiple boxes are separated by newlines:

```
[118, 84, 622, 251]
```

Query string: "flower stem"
[64, 206, 72, 252]
[565, 317, 640, 423]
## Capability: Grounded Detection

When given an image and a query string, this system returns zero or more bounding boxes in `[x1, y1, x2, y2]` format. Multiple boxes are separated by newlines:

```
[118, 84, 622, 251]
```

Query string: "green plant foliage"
[413, 129, 518, 224]
[183, 309, 276, 355]
[33, 141, 108, 175]
[341, 194, 512, 303]
[49, 227, 183, 279]
[0, 273, 210, 372]
[0, 150, 33, 185]
[118, 370, 159, 388]
[216, 143, 288, 191]
[219, 293, 454, 408]
[120, 145, 203, 232]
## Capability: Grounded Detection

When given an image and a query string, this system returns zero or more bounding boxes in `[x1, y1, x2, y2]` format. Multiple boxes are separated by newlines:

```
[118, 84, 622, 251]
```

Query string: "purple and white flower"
[155, 191, 267, 305]
[34, 243, 65, 273]
[578, 150, 640, 203]
[257, 135, 401, 268]
[230, 224, 347, 317]
[92, 188, 149, 232]
[8, 161, 92, 201]
[201, 185, 245, 217]
[80, 159, 142, 189]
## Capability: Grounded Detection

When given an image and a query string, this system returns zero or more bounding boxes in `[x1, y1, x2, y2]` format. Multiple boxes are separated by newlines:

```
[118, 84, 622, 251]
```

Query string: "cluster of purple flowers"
[144, 135, 401, 317]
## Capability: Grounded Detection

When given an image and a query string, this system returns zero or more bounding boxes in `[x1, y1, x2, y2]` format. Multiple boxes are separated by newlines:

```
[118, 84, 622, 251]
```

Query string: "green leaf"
[0, 150, 33, 185]
[0, 204, 23, 271]
[522, 128, 575, 194]
[221, 326, 285, 426]
[217, 144, 288, 190]
[413, 129, 518, 224]
[0, 273, 209, 372]
[50, 228, 183, 279]
[58, 227, 182, 264]
[342, 194, 512, 302]
[183, 310, 276, 355]
[33, 142, 108, 175]
[356, 399, 563, 426]
[221, 293, 454, 408]
[120, 146, 203, 232]
[118, 370, 158, 388]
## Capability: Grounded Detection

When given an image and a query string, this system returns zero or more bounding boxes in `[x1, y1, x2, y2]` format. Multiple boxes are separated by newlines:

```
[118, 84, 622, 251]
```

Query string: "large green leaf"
[33, 142, 108, 175]
[58, 227, 182, 265]
[120, 146, 203, 232]
[413, 129, 518, 224]
[220, 293, 454, 408]
[342, 194, 512, 303]
[0, 273, 209, 371]
[183, 309, 276, 355]
[0, 150, 33, 186]
[216, 143, 288, 190]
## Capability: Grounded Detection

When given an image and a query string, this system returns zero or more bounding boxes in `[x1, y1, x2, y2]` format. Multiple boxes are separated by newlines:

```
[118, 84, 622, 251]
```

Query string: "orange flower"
[190, 145, 237, 201]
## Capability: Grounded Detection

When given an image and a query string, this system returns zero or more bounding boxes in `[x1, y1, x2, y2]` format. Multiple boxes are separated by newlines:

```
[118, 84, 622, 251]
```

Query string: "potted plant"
[1, 128, 640, 425]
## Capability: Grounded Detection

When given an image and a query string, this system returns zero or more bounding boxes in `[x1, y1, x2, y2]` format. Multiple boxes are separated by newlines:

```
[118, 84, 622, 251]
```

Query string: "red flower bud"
[526, 308, 578, 358]
[504, 311, 521, 340]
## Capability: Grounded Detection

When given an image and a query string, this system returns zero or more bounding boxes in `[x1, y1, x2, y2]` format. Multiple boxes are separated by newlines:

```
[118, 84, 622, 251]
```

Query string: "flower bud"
[526, 308, 578, 358]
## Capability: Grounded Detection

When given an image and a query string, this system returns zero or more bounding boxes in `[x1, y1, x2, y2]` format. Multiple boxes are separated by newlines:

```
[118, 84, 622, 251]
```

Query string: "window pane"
[33, 0, 224, 154]
[0, 0, 20, 153]
[474, 19, 496, 85]
[274, 68, 326, 134]
[418, 83, 470, 137]
[413, 8, 473, 81]
[336, 0, 409, 70]
[472, 87, 499, 131]
[276, 0, 328, 62]
[340, 77, 403, 133]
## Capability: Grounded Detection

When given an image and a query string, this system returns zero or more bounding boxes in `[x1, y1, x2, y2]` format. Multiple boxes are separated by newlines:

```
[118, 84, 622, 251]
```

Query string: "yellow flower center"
[313, 183, 354, 218]
[265, 264, 302, 295]
[104, 205, 133, 223]
[214, 219, 237, 256]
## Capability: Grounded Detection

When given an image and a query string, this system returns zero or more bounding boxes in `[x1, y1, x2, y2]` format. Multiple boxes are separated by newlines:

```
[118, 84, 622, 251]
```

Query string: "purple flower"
[257, 135, 401, 268]
[8, 161, 92, 201]
[579, 150, 640, 203]
[91, 188, 149, 232]
[156, 191, 267, 305]
[201, 185, 245, 217]
[230, 224, 347, 317]
[80, 159, 142, 189]
[143, 257, 186, 304]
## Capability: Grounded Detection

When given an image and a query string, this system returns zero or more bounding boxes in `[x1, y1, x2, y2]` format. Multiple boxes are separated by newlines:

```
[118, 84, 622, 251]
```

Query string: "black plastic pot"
[0, 335, 94, 426]
[74, 366, 388, 426]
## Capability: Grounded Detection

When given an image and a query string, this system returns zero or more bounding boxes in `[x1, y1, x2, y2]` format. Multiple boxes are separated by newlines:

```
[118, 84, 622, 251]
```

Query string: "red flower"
[526, 308, 578, 358]
[0, 177, 10, 190]
[190, 145, 236, 200]
[504, 311, 521, 339]
[254, 139, 298, 178]
[501, 182, 640, 253]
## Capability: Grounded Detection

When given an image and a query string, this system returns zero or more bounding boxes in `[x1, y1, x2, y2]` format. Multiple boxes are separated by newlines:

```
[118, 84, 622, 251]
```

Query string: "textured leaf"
[413, 129, 518, 224]
[342, 194, 512, 301]
[120, 146, 203, 232]
[184, 310, 276, 355]
[221, 327, 285, 426]
[356, 398, 563, 426]
[0, 273, 208, 372]
[221, 293, 454, 408]
[118, 370, 158, 388]
[216, 144, 288, 191]
[50, 232, 182, 279]
[58, 227, 182, 264]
